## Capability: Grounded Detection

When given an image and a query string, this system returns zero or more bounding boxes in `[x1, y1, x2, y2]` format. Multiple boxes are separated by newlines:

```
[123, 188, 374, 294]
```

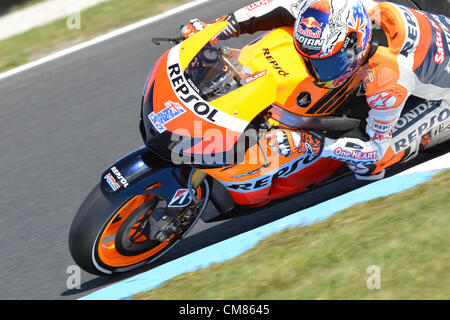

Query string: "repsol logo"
[394, 107, 450, 152]
[436, 122, 450, 135]
[111, 166, 129, 188]
[372, 121, 393, 133]
[399, 5, 419, 57]
[168, 63, 218, 122]
[262, 48, 290, 77]
[225, 153, 317, 192]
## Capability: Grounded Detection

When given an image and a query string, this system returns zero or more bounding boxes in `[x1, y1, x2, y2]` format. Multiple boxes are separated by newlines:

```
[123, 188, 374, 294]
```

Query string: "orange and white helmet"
[294, 0, 372, 89]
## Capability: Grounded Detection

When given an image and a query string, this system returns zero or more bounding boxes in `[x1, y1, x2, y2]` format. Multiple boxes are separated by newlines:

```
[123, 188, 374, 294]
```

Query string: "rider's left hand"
[180, 19, 207, 39]
[267, 129, 302, 157]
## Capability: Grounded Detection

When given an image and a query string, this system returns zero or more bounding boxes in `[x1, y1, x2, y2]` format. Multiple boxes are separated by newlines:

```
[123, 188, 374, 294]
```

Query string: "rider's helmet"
[293, 0, 372, 89]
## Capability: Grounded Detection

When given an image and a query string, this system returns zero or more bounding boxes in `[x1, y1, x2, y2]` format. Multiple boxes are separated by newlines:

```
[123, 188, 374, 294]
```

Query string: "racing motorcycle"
[68, 21, 450, 275]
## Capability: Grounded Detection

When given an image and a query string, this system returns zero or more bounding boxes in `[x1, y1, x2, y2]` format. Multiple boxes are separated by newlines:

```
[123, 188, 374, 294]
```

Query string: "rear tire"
[68, 181, 209, 276]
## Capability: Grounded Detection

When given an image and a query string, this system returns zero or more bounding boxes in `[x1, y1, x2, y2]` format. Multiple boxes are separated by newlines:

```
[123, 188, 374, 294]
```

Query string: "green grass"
[133, 170, 450, 300]
[0, 0, 192, 72]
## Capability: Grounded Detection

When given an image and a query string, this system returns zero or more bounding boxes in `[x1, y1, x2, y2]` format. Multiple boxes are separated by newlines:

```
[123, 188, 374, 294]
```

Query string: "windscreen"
[183, 28, 253, 101]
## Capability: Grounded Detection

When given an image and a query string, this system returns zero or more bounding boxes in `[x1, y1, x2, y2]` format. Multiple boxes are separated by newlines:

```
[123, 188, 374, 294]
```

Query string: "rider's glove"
[267, 129, 302, 157]
[210, 13, 240, 39]
[180, 19, 207, 39]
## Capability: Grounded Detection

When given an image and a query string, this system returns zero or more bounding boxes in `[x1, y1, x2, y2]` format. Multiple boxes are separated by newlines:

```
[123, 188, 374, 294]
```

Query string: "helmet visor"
[303, 48, 358, 84]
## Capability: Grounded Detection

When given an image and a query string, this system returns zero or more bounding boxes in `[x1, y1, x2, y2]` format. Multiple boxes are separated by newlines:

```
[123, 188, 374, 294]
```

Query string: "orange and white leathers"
[321, 0, 450, 178]
[220, 0, 450, 179]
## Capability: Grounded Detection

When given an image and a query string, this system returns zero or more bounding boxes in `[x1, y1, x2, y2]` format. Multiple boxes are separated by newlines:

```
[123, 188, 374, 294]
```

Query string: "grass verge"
[0, 0, 192, 72]
[133, 170, 450, 300]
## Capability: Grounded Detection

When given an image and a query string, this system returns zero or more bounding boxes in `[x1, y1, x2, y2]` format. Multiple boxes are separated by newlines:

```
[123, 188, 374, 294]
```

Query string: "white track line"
[0, 0, 212, 81]
[0, 0, 108, 40]
[397, 152, 450, 175]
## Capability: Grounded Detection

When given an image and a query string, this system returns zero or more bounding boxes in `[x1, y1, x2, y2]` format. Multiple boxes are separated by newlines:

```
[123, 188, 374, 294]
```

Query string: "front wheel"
[68, 180, 209, 276]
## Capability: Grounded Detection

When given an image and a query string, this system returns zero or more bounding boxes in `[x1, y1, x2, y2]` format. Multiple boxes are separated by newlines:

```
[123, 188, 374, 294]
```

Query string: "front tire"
[68, 181, 209, 276]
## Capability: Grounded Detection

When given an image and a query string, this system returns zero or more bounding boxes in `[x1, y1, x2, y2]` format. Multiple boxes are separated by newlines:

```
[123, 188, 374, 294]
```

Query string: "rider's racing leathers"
[216, 0, 450, 179]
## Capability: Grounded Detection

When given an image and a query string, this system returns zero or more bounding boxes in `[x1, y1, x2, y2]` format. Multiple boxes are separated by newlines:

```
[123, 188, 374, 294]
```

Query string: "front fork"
[187, 168, 208, 203]
[152, 168, 208, 242]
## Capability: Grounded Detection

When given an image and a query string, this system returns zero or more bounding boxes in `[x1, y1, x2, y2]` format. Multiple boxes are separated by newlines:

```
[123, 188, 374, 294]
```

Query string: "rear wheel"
[69, 181, 209, 275]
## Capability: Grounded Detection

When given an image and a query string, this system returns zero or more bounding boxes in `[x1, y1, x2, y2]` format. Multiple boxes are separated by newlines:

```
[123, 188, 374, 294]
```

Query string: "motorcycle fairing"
[138, 22, 355, 204]
[219, 157, 344, 206]
[100, 146, 200, 217]
[202, 131, 344, 206]
[140, 25, 255, 160]
[237, 27, 361, 117]
[165, 43, 250, 135]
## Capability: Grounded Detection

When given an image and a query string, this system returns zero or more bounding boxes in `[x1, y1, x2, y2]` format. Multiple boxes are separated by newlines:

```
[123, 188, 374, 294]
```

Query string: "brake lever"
[152, 37, 184, 46]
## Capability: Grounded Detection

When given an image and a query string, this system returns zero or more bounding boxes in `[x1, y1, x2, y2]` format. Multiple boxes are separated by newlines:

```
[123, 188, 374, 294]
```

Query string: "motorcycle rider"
[181, 0, 450, 180]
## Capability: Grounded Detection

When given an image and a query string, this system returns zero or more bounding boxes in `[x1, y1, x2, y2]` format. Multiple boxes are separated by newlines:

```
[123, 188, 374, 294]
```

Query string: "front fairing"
[139, 22, 347, 167]
[140, 22, 274, 166]
[137, 23, 353, 207]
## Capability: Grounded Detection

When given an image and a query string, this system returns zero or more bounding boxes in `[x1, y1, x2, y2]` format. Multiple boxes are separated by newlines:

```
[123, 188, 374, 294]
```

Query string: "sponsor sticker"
[393, 104, 450, 152]
[373, 132, 392, 142]
[246, 0, 273, 11]
[148, 100, 186, 133]
[428, 13, 450, 64]
[104, 167, 129, 191]
[262, 48, 290, 77]
[428, 18, 446, 65]
[294, 34, 324, 50]
[298, 17, 323, 39]
[434, 31, 445, 64]
[398, 5, 420, 57]
[111, 166, 129, 189]
[391, 101, 441, 135]
[104, 173, 120, 191]
[367, 93, 397, 109]
[166, 45, 249, 133]
[334, 147, 379, 161]
[242, 70, 266, 84]
[371, 121, 394, 133]
[220, 132, 322, 193]
[168, 189, 192, 207]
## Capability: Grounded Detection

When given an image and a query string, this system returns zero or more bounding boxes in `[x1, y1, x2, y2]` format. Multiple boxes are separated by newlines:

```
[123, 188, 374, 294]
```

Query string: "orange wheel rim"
[97, 187, 202, 268]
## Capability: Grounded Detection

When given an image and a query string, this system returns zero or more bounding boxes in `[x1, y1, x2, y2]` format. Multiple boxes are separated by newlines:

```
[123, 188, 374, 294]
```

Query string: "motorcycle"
[68, 21, 450, 275]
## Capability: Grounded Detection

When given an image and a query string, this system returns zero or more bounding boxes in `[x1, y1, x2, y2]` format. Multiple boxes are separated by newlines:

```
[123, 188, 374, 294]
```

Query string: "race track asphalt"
[0, 0, 448, 300]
